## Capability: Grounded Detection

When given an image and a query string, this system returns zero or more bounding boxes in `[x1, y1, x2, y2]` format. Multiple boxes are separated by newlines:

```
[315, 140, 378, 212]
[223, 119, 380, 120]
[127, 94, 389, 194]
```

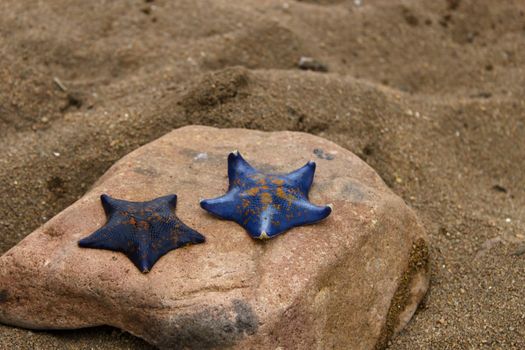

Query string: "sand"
[0, 0, 523, 348]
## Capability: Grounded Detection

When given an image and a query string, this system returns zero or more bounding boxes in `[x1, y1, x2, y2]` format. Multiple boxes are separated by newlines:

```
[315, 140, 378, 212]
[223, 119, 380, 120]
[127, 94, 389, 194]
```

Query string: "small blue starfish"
[200, 151, 332, 239]
[78, 194, 205, 273]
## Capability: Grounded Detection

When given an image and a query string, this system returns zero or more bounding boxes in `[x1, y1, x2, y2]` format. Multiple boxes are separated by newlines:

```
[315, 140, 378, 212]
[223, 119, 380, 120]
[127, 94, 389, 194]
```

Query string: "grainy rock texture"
[0, 126, 428, 349]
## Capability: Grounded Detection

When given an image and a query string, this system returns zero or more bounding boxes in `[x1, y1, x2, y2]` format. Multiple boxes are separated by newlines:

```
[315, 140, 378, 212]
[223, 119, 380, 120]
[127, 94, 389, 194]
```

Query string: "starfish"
[200, 151, 332, 240]
[78, 194, 205, 273]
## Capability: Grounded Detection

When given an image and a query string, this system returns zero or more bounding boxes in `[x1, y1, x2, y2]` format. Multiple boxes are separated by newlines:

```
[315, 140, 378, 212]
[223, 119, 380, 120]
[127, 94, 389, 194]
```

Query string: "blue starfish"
[200, 151, 332, 239]
[78, 194, 205, 273]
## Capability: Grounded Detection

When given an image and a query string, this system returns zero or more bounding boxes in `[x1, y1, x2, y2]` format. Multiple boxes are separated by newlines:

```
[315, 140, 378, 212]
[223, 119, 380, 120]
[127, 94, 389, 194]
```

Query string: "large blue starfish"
[78, 194, 205, 273]
[200, 151, 332, 239]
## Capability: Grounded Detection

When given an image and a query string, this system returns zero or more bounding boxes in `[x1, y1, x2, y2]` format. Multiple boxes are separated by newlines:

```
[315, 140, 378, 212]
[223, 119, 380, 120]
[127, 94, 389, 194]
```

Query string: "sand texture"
[0, 0, 524, 349]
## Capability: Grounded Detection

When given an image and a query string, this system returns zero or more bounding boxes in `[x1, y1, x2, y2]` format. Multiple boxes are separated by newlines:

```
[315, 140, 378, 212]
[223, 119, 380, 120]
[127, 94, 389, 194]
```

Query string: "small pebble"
[313, 148, 334, 160]
[298, 57, 328, 72]
[511, 245, 525, 256]
[194, 152, 208, 161]
[492, 184, 507, 193]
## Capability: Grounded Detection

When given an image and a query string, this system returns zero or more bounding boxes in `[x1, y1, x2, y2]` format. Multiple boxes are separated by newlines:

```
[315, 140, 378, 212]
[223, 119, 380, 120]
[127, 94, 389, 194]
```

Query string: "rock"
[0, 126, 429, 349]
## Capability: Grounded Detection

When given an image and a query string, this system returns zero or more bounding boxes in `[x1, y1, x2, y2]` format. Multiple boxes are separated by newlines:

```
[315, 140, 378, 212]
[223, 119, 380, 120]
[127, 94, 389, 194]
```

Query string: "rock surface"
[0, 126, 429, 349]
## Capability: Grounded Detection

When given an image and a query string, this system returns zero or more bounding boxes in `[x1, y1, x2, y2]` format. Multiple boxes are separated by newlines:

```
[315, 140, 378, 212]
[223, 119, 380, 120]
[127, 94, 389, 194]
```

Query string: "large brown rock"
[0, 126, 429, 349]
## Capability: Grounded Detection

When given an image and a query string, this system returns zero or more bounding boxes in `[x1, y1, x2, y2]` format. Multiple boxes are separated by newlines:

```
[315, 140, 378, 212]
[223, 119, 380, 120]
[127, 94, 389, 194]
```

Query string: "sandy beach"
[0, 0, 524, 348]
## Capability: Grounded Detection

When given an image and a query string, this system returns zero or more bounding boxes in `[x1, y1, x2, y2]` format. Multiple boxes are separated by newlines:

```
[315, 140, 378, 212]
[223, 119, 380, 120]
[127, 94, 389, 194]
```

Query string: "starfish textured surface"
[78, 194, 205, 273]
[201, 151, 332, 239]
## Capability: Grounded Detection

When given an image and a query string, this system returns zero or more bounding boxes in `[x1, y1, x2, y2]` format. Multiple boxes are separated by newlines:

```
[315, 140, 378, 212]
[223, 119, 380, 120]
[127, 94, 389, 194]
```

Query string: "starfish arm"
[100, 194, 145, 226]
[78, 224, 134, 252]
[287, 199, 332, 227]
[100, 194, 130, 216]
[147, 194, 177, 216]
[228, 151, 256, 186]
[246, 200, 331, 239]
[154, 194, 177, 208]
[133, 218, 205, 273]
[284, 161, 316, 195]
[151, 219, 206, 254]
[243, 204, 278, 238]
[177, 223, 206, 246]
[251, 196, 332, 239]
[100, 194, 117, 217]
[130, 244, 152, 273]
[200, 190, 240, 221]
